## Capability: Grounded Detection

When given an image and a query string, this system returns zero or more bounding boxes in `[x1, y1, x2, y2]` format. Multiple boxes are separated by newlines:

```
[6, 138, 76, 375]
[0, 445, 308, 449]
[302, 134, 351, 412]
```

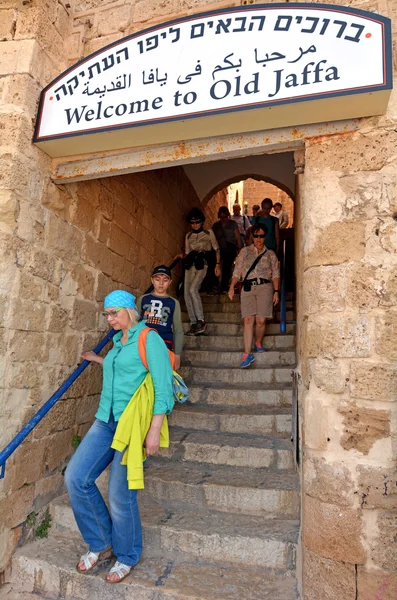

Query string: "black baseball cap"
[152, 265, 171, 278]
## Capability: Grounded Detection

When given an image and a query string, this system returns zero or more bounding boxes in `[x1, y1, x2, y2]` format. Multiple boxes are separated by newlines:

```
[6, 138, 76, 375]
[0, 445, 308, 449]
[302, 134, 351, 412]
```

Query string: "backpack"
[138, 328, 188, 404]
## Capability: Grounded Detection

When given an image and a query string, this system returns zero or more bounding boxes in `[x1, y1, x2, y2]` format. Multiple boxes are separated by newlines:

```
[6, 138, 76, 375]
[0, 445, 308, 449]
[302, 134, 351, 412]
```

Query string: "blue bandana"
[104, 290, 136, 310]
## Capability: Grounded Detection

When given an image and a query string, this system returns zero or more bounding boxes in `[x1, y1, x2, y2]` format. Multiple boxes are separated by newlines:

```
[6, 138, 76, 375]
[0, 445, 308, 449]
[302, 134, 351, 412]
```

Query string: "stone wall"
[298, 101, 397, 598]
[243, 179, 294, 227]
[203, 188, 228, 227]
[0, 0, 202, 570]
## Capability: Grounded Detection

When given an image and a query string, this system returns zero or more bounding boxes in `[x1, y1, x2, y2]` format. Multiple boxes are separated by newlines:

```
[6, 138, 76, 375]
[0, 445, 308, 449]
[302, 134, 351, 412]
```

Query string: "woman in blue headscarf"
[65, 290, 173, 584]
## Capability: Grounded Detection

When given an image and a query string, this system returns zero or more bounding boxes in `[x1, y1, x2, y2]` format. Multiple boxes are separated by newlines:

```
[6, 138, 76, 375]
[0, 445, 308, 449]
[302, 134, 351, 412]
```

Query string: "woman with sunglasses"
[175, 208, 220, 335]
[228, 224, 280, 368]
[65, 290, 173, 583]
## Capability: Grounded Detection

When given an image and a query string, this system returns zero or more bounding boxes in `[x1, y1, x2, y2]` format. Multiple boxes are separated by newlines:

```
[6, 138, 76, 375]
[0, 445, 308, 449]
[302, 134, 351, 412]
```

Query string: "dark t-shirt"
[212, 220, 239, 251]
[138, 294, 178, 351]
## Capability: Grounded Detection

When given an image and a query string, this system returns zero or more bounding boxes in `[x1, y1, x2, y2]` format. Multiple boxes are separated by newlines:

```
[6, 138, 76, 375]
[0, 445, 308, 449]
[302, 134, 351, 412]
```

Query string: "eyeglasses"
[252, 234, 266, 239]
[102, 308, 124, 317]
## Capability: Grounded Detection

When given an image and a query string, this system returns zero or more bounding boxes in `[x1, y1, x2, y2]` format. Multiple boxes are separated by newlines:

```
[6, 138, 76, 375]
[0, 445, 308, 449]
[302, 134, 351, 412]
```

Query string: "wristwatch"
[274, 289, 279, 293]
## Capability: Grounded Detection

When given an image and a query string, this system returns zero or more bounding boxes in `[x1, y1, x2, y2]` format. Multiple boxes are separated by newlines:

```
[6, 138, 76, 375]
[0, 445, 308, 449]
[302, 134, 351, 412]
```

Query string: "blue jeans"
[64, 414, 142, 567]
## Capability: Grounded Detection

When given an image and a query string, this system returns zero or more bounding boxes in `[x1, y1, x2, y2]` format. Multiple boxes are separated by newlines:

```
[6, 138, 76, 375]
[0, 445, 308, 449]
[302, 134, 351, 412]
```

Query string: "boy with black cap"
[137, 265, 184, 370]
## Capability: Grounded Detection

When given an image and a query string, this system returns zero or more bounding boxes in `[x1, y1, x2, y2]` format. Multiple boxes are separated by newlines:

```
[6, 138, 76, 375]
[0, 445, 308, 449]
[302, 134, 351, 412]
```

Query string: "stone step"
[199, 294, 294, 305]
[169, 403, 292, 435]
[161, 428, 293, 470]
[187, 384, 292, 407]
[183, 349, 296, 367]
[184, 333, 296, 350]
[180, 365, 293, 386]
[10, 531, 297, 599]
[144, 459, 300, 518]
[183, 299, 295, 313]
[192, 322, 296, 335]
[51, 495, 298, 570]
[182, 310, 295, 324]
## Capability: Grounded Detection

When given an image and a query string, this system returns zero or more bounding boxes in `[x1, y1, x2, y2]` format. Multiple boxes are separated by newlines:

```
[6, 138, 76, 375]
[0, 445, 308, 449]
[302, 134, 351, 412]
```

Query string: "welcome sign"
[34, 3, 392, 157]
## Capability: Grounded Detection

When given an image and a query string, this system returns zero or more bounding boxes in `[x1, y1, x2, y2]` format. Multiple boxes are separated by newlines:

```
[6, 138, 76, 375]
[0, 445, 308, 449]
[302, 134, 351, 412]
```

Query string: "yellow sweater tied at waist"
[111, 373, 169, 489]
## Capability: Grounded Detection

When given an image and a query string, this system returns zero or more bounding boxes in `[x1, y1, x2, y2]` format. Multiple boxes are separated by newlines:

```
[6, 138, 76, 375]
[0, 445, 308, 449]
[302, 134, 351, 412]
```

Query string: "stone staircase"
[0, 295, 299, 600]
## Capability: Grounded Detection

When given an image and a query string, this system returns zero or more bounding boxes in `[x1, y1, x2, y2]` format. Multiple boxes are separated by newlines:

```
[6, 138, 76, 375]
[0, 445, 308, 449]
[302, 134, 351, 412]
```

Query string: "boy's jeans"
[65, 414, 142, 567]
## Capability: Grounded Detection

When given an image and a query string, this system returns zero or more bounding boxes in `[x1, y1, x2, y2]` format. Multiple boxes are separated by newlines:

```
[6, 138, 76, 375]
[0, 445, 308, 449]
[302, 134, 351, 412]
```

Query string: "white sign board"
[34, 3, 392, 157]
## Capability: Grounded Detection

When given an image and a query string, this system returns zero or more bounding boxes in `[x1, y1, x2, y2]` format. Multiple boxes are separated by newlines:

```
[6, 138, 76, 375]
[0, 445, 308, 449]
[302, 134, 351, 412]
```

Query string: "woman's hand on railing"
[81, 351, 104, 365]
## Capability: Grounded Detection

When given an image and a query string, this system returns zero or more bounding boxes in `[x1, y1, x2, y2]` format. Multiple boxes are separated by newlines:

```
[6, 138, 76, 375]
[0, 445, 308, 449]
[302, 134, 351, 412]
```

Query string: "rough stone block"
[45, 213, 83, 263]
[27, 249, 55, 283]
[357, 466, 397, 511]
[33, 400, 76, 440]
[303, 266, 346, 314]
[305, 222, 365, 268]
[71, 195, 97, 234]
[7, 439, 47, 490]
[73, 265, 95, 300]
[339, 403, 390, 454]
[113, 204, 137, 239]
[357, 568, 397, 600]
[108, 223, 132, 257]
[44, 429, 74, 473]
[8, 297, 46, 331]
[134, 0, 175, 23]
[96, 272, 115, 302]
[18, 271, 43, 301]
[375, 312, 397, 361]
[339, 165, 397, 221]
[0, 8, 16, 40]
[346, 262, 387, 310]
[303, 548, 356, 600]
[306, 130, 397, 174]
[0, 189, 18, 232]
[72, 298, 97, 331]
[83, 32, 122, 56]
[303, 455, 355, 507]
[350, 363, 397, 401]
[0, 484, 34, 528]
[48, 305, 69, 333]
[369, 512, 397, 570]
[9, 330, 48, 362]
[0, 39, 36, 76]
[309, 358, 347, 394]
[97, 3, 131, 35]
[73, 0, 119, 12]
[307, 314, 370, 358]
[303, 495, 366, 564]
[97, 217, 111, 243]
[8, 361, 43, 389]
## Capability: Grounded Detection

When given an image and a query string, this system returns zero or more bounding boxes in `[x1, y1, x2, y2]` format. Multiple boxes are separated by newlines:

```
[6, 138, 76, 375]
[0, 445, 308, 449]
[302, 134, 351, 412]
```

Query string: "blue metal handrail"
[0, 329, 116, 479]
[0, 258, 182, 479]
[280, 239, 287, 333]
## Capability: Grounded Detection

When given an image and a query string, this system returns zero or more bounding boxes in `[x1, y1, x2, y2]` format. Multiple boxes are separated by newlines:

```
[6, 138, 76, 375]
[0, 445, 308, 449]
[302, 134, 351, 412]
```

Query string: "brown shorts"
[240, 282, 274, 319]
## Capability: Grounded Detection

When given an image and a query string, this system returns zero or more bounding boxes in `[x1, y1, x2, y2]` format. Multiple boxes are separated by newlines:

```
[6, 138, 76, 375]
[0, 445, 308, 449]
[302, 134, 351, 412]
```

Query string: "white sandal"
[76, 547, 112, 573]
[106, 561, 132, 583]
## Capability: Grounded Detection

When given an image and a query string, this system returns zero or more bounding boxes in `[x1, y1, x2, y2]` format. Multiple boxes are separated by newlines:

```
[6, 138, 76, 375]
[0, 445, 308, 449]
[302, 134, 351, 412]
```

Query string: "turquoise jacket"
[96, 321, 174, 423]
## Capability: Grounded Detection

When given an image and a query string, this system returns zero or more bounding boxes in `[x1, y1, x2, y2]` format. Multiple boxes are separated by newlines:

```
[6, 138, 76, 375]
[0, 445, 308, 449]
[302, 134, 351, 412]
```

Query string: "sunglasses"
[190, 220, 202, 225]
[102, 307, 124, 317]
[252, 234, 266, 239]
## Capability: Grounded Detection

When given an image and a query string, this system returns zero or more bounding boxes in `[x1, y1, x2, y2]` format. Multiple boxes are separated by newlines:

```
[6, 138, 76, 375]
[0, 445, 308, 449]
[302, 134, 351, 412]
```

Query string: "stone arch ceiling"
[183, 151, 295, 203]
